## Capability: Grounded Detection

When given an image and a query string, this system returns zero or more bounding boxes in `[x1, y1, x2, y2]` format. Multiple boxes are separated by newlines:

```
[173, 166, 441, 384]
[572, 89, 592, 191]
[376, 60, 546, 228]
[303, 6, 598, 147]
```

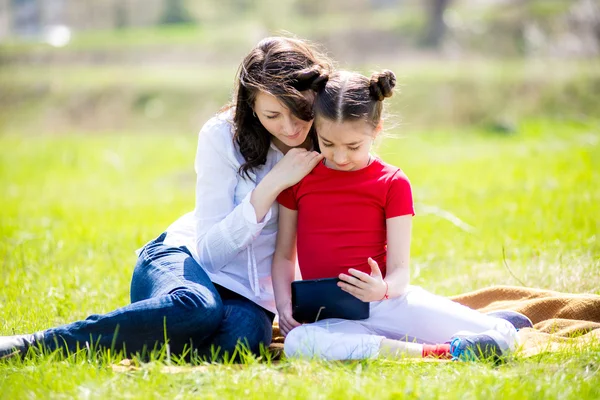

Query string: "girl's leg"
[37, 233, 224, 355]
[284, 319, 383, 360]
[367, 286, 518, 353]
[283, 287, 518, 362]
[284, 318, 434, 361]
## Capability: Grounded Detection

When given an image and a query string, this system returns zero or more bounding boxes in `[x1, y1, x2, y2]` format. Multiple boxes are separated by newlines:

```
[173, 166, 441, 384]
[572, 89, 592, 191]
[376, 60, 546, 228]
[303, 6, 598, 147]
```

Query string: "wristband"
[380, 281, 389, 301]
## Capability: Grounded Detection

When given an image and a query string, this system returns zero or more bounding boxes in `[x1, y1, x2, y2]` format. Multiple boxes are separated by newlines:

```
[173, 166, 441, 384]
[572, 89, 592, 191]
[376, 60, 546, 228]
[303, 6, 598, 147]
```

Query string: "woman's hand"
[276, 300, 301, 337]
[338, 258, 388, 302]
[251, 148, 322, 223]
[268, 148, 323, 191]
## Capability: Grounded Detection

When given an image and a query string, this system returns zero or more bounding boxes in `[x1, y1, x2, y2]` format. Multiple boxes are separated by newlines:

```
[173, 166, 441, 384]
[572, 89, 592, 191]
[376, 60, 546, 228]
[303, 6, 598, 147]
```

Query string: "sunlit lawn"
[1, 118, 599, 399]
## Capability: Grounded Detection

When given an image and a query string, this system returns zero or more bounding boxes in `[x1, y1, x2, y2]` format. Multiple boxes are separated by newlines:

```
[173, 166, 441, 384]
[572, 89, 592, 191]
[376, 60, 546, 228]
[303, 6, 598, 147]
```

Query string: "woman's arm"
[193, 118, 322, 273]
[193, 119, 267, 272]
[250, 148, 323, 223]
[272, 204, 301, 336]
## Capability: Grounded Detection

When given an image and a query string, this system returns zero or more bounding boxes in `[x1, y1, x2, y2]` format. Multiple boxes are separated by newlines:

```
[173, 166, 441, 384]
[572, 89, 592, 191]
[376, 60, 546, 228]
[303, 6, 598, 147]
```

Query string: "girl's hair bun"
[369, 70, 396, 101]
[292, 65, 329, 92]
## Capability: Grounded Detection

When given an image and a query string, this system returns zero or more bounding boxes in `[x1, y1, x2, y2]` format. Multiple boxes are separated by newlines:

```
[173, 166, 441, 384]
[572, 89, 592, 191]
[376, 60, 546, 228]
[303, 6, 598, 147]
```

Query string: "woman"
[0, 36, 331, 360]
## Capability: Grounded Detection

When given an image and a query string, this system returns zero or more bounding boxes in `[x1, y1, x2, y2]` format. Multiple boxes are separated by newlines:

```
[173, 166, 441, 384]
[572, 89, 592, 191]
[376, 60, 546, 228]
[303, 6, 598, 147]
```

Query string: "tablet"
[291, 277, 370, 323]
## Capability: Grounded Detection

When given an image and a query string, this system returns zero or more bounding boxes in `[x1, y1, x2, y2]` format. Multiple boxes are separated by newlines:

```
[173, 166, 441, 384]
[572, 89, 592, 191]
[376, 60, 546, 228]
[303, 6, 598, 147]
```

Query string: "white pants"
[284, 285, 518, 360]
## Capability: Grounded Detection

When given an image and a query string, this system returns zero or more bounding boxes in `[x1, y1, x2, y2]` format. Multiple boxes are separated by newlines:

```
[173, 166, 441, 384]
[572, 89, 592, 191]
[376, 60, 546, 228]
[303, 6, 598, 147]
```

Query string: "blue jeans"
[41, 233, 274, 359]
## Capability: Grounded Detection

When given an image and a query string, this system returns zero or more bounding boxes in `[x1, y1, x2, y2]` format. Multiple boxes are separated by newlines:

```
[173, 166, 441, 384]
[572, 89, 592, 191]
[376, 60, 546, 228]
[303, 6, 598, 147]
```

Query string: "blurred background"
[0, 0, 598, 135]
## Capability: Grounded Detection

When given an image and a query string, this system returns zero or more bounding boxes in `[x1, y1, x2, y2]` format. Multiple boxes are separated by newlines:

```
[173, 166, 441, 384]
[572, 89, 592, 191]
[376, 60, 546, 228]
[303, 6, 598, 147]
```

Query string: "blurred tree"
[11, 0, 40, 36]
[295, 0, 321, 16]
[0, 0, 9, 39]
[422, 0, 451, 48]
[114, 0, 128, 30]
[231, 0, 253, 13]
[159, 0, 195, 25]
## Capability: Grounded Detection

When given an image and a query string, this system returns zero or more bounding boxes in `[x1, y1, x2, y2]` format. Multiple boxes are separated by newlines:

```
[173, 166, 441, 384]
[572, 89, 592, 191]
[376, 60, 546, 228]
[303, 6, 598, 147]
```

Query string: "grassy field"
[1, 117, 599, 398]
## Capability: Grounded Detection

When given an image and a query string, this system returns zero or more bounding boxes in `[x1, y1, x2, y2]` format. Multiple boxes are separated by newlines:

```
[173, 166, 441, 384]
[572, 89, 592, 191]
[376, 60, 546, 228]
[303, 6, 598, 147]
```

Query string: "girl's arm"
[382, 214, 412, 298]
[338, 214, 412, 301]
[272, 204, 301, 336]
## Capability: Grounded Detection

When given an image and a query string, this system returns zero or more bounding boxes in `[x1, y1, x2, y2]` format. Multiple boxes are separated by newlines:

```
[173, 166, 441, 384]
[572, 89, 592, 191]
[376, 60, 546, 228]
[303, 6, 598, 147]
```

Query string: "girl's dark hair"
[232, 37, 332, 178]
[314, 69, 396, 128]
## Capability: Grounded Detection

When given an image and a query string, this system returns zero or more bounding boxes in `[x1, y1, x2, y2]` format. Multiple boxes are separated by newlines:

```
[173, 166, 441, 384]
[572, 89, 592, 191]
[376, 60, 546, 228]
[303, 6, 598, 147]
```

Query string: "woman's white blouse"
[159, 111, 283, 313]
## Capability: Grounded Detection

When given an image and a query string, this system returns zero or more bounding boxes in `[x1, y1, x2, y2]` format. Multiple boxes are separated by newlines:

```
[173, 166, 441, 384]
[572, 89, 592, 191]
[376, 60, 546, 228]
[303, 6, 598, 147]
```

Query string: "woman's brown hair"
[233, 37, 332, 178]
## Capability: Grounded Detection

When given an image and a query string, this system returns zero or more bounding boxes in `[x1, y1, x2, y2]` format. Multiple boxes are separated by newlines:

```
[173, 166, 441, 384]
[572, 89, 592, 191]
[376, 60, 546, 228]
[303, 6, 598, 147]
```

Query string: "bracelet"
[380, 281, 389, 301]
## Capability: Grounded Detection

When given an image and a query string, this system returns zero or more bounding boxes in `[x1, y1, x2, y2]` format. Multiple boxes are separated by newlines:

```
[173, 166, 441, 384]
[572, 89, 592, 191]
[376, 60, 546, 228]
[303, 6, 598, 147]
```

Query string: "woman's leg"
[34, 233, 224, 356]
[193, 288, 275, 361]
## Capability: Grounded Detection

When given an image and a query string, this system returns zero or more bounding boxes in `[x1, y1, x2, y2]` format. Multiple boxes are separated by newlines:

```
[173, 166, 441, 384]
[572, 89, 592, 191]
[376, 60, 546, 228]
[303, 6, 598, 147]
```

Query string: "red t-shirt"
[277, 158, 414, 280]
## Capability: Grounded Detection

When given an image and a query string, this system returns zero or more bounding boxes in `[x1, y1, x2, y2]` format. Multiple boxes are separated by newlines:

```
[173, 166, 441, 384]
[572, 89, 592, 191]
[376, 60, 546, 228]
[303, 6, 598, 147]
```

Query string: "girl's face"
[254, 91, 314, 153]
[315, 118, 378, 171]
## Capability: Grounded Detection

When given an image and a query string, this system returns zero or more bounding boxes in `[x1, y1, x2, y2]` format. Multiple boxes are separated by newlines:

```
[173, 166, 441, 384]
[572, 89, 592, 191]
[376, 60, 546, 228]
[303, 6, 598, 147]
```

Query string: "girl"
[272, 70, 520, 361]
[0, 37, 331, 361]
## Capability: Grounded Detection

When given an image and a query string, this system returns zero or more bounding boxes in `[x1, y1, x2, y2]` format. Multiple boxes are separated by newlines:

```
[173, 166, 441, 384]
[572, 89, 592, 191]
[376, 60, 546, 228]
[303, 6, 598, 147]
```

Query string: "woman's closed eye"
[265, 113, 280, 119]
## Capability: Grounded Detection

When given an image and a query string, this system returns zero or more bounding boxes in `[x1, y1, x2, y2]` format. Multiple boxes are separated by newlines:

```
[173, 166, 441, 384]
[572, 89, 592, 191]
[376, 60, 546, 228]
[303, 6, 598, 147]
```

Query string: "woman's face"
[253, 91, 314, 152]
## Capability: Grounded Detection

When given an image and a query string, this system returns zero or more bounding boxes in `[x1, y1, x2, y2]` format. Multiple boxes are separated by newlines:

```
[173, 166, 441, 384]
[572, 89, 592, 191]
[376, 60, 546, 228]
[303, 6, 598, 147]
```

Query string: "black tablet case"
[291, 277, 370, 323]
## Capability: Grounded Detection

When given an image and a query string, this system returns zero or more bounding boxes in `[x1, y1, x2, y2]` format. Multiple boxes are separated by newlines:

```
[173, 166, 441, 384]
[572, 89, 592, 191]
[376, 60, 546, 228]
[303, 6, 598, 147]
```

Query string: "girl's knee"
[284, 325, 320, 358]
[284, 325, 383, 361]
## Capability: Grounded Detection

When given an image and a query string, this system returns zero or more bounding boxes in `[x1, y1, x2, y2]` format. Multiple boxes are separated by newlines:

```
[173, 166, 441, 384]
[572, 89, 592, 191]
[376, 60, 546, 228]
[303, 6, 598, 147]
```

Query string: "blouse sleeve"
[385, 169, 415, 218]
[193, 115, 273, 273]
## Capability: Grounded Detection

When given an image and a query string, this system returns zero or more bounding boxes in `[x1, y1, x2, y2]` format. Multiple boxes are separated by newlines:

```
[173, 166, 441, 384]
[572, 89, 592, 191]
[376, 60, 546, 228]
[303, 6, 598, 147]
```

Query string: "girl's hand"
[338, 257, 388, 302]
[276, 300, 301, 336]
[268, 148, 323, 190]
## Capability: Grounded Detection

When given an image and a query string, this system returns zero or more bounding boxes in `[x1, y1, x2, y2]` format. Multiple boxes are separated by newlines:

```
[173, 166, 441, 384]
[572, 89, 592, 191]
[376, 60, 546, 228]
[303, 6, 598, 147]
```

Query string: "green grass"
[1, 118, 599, 398]
[379, 119, 600, 295]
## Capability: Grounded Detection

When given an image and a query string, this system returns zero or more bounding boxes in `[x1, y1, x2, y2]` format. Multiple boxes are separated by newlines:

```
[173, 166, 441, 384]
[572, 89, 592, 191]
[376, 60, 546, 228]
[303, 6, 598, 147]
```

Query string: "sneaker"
[486, 310, 533, 331]
[449, 330, 510, 362]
